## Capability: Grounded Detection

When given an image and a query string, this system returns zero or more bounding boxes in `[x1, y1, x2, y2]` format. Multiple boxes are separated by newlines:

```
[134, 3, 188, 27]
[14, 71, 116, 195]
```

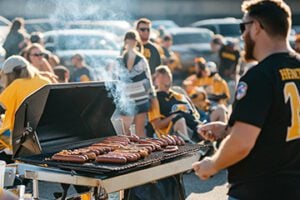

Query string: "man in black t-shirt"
[136, 18, 162, 74]
[193, 1, 300, 199]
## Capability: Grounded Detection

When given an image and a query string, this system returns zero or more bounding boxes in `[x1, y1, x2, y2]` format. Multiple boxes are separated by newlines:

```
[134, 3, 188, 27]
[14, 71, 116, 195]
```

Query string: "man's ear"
[253, 20, 263, 36]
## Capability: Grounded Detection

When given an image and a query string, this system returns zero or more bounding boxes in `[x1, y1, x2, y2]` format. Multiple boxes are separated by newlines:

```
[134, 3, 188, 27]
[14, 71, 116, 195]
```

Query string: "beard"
[244, 32, 257, 62]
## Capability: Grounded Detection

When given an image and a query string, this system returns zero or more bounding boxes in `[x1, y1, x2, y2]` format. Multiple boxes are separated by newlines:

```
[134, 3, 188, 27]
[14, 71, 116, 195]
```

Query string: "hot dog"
[52, 153, 89, 163]
[96, 154, 127, 164]
[163, 145, 179, 153]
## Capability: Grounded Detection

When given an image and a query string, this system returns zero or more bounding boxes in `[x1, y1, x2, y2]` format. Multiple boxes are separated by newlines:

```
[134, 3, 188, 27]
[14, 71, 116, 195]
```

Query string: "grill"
[17, 143, 207, 177]
[12, 82, 207, 178]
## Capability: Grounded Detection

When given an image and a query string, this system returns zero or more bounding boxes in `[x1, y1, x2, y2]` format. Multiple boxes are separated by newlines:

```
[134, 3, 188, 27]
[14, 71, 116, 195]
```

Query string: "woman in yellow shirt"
[0, 55, 50, 163]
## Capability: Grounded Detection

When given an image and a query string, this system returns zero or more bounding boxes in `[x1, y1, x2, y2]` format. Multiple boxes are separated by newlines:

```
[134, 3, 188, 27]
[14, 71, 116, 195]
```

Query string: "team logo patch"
[236, 82, 248, 100]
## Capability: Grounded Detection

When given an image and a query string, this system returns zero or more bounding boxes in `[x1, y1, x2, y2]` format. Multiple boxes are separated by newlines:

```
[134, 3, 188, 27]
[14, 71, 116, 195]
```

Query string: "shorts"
[119, 100, 150, 116]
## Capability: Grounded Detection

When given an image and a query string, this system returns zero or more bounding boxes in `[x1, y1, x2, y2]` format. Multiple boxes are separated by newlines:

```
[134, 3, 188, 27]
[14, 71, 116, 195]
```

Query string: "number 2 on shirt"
[284, 82, 300, 142]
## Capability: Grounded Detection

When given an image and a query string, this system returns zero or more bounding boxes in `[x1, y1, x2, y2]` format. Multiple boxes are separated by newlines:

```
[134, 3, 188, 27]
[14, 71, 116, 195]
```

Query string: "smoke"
[23, 0, 139, 118]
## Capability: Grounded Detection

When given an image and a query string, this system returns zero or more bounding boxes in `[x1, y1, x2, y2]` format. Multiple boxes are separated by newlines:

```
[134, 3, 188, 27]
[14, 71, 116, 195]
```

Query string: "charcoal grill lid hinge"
[14, 122, 41, 156]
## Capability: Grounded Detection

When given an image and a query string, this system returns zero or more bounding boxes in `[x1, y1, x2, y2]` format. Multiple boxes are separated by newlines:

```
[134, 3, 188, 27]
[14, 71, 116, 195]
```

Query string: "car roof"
[167, 27, 213, 35]
[66, 20, 131, 28]
[0, 16, 11, 26]
[191, 17, 242, 27]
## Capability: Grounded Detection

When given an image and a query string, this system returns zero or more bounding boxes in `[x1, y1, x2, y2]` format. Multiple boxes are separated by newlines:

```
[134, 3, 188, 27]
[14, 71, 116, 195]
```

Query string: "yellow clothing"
[185, 73, 230, 100]
[0, 75, 50, 150]
[148, 90, 199, 137]
[148, 98, 173, 137]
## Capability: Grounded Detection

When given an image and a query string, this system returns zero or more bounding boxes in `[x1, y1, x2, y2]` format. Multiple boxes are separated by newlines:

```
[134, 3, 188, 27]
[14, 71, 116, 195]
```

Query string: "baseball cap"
[207, 61, 218, 73]
[2, 55, 29, 74]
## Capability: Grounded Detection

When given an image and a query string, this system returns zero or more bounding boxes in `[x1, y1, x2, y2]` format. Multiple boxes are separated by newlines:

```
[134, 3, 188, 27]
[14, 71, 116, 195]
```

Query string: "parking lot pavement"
[184, 170, 228, 200]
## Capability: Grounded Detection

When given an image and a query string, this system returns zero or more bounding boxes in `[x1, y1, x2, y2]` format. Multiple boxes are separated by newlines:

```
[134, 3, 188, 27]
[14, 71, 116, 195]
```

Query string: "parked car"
[190, 17, 242, 38]
[65, 20, 132, 43]
[166, 27, 214, 71]
[152, 20, 179, 30]
[43, 29, 120, 79]
[44, 29, 120, 52]
[0, 16, 11, 45]
[24, 18, 65, 33]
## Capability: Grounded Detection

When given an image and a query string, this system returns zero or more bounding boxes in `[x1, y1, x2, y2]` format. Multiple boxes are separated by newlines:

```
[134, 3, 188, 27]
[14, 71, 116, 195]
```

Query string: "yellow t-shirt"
[0, 75, 50, 149]
[185, 74, 230, 100]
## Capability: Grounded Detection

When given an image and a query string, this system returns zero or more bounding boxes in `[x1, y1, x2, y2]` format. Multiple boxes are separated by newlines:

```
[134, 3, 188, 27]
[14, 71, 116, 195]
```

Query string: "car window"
[200, 25, 217, 33]
[219, 24, 240, 37]
[172, 32, 212, 45]
[57, 35, 119, 51]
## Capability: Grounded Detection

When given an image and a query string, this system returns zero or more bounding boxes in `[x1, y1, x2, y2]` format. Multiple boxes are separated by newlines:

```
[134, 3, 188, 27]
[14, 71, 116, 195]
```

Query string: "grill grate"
[16, 143, 209, 177]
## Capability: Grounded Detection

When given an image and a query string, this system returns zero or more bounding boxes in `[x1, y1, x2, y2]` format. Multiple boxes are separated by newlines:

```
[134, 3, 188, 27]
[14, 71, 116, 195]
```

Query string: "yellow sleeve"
[80, 75, 91, 82]
[148, 98, 161, 122]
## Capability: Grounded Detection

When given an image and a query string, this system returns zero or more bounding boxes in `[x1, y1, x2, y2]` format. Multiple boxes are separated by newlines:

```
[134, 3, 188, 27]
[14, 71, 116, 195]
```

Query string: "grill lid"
[12, 82, 117, 158]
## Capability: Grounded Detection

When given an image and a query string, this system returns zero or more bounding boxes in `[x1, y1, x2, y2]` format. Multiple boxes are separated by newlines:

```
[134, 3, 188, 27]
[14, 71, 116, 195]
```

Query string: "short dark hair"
[30, 32, 43, 44]
[155, 65, 172, 81]
[136, 18, 152, 29]
[163, 34, 172, 42]
[53, 65, 69, 82]
[72, 53, 84, 61]
[242, 0, 291, 38]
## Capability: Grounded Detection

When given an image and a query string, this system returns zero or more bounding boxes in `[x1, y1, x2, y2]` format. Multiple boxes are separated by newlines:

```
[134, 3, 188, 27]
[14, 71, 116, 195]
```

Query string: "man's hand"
[192, 157, 218, 180]
[197, 121, 227, 141]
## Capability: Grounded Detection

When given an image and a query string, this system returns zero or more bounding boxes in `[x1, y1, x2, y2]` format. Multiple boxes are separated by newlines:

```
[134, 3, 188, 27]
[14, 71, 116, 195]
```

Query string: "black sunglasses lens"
[140, 28, 149, 32]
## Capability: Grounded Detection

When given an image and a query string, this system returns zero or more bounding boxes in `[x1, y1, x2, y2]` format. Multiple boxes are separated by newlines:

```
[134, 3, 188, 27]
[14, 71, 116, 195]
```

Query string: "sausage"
[166, 135, 177, 145]
[96, 155, 127, 164]
[172, 135, 185, 146]
[147, 139, 166, 147]
[51, 154, 88, 163]
[139, 140, 162, 151]
[125, 135, 140, 142]
[101, 140, 129, 146]
[135, 144, 155, 152]
[91, 143, 121, 150]
[110, 152, 140, 162]
[163, 145, 179, 153]
[161, 135, 175, 145]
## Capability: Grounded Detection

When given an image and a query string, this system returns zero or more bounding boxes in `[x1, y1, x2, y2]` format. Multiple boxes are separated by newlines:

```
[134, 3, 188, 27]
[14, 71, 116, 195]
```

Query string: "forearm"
[152, 115, 174, 130]
[211, 122, 259, 171]
[211, 133, 251, 171]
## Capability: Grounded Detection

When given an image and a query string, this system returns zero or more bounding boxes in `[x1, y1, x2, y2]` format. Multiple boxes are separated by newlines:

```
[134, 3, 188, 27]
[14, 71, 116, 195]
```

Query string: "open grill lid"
[12, 82, 117, 158]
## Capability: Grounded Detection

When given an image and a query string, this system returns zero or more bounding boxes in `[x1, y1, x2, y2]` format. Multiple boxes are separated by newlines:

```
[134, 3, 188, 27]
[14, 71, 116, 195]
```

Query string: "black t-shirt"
[70, 66, 93, 82]
[219, 45, 240, 79]
[228, 52, 300, 199]
[143, 42, 162, 74]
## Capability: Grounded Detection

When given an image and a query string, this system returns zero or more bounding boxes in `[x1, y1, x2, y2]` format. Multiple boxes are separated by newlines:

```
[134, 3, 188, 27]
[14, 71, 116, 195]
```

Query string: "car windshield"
[219, 24, 240, 37]
[172, 32, 211, 45]
[57, 34, 119, 51]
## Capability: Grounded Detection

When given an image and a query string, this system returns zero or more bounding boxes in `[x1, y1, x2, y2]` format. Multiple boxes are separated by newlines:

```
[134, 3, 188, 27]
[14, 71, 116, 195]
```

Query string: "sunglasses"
[239, 21, 254, 34]
[139, 28, 150, 32]
[30, 53, 44, 57]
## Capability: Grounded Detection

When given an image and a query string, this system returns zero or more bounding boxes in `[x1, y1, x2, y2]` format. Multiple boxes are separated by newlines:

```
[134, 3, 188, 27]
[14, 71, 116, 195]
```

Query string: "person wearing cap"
[161, 34, 181, 72]
[0, 55, 50, 163]
[183, 57, 230, 102]
[218, 38, 241, 82]
[210, 34, 225, 67]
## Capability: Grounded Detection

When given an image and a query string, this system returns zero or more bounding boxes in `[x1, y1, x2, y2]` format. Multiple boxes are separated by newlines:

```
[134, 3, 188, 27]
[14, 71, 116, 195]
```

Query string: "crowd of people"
[0, 0, 300, 199]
